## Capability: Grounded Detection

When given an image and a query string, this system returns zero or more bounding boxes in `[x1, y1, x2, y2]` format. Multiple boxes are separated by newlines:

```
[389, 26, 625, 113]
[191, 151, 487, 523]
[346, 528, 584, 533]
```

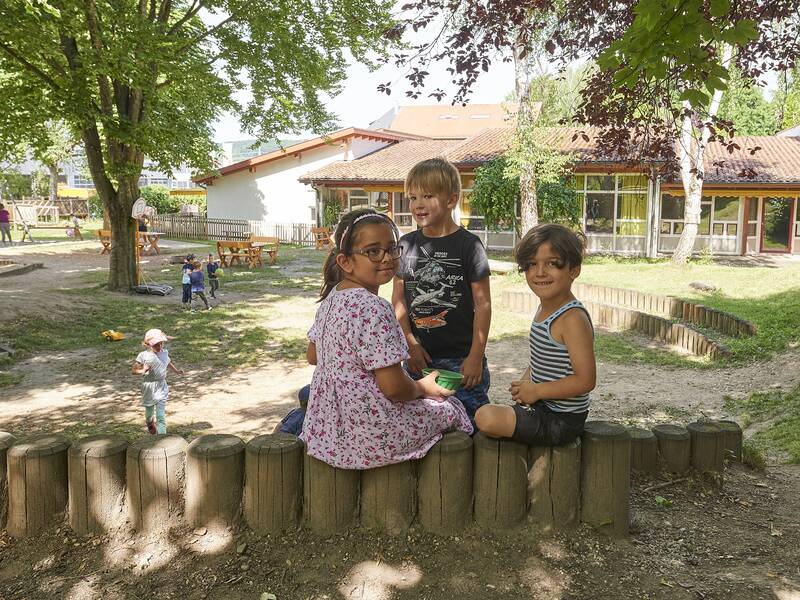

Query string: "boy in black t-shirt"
[392, 157, 492, 423]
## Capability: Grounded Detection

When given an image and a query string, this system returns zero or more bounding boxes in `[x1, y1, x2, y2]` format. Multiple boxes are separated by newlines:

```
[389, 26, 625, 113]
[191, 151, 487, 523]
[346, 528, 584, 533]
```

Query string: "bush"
[139, 186, 206, 215]
[87, 193, 103, 218]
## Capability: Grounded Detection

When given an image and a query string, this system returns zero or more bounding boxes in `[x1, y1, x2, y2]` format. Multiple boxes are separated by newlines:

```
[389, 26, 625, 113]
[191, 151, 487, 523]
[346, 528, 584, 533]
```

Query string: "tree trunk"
[673, 45, 732, 264]
[105, 183, 139, 290]
[47, 164, 58, 203]
[514, 41, 538, 233]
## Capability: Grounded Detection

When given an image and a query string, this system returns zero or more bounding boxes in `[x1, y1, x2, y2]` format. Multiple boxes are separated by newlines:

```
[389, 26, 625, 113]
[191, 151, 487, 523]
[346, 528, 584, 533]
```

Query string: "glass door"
[760, 198, 794, 253]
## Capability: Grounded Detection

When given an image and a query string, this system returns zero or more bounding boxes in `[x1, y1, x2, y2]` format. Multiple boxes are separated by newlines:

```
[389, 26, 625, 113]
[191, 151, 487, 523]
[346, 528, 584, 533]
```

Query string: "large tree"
[386, 0, 799, 261]
[0, 0, 392, 290]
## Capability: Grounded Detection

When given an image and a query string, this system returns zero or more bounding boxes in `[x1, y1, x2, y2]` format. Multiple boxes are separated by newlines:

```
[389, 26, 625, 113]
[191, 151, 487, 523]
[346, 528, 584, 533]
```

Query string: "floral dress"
[300, 286, 473, 469]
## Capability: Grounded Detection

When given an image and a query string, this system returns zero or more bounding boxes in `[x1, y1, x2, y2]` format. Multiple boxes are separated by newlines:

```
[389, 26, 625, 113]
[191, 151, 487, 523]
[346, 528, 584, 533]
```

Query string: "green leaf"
[680, 88, 711, 107]
[709, 0, 730, 18]
[655, 495, 673, 507]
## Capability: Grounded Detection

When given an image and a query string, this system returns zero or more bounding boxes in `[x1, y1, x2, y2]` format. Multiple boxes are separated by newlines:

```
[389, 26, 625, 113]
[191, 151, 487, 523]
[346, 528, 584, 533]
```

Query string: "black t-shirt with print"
[397, 227, 490, 358]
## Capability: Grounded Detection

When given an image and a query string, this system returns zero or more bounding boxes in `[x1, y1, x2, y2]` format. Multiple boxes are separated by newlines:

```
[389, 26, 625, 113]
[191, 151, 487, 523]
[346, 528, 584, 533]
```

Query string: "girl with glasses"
[300, 209, 472, 469]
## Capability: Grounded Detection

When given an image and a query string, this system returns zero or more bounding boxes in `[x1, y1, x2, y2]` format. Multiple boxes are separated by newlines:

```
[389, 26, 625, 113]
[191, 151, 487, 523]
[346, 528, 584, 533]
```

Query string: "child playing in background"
[206, 253, 220, 299]
[181, 254, 194, 309]
[392, 157, 492, 427]
[132, 328, 183, 434]
[475, 224, 596, 446]
[190, 260, 211, 312]
[0, 203, 11, 245]
[301, 209, 472, 470]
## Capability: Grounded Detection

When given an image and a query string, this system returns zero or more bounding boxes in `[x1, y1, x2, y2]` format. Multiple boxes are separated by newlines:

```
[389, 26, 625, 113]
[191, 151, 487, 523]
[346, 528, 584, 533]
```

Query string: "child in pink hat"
[132, 328, 184, 434]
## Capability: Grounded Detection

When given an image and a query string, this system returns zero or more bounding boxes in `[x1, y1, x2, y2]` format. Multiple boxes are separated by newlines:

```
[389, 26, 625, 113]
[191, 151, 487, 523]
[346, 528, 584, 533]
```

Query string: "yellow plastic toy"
[101, 330, 126, 341]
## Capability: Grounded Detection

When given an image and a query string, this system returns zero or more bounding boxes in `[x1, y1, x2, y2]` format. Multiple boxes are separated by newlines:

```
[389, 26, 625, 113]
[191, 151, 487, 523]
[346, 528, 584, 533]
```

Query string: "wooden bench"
[217, 240, 261, 269]
[97, 229, 112, 254]
[311, 226, 333, 250]
[250, 236, 280, 265]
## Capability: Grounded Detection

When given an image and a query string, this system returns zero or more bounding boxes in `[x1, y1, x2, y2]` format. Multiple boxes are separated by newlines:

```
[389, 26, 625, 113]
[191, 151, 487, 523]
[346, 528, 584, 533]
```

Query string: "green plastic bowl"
[422, 368, 464, 391]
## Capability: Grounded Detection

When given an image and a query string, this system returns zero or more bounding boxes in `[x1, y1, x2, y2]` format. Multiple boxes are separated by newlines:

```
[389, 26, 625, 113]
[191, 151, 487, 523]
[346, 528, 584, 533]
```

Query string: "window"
[585, 194, 614, 233]
[699, 199, 711, 235]
[310, 207, 317, 222]
[348, 190, 368, 210]
[712, 196, 739, 237]
[587, 175, 615, 191]
[616, 194, 647, 236]
[661, 194, 685, 220]
[372, 192, 390, 212]
[393, 192, 412, 227]
[72, 175, 94, 189]
[149, 178, 168, 186]
[618, 175, 647, 191]
[138, 177, 148, 187]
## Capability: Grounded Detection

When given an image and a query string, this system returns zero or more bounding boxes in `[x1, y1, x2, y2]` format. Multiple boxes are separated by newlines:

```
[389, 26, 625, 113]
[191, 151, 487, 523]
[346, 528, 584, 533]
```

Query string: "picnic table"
[250, 236, 280, 265]
[311, 226, 333, 250]
[217, 240, 263, 269]
[138, 231, 164, 256]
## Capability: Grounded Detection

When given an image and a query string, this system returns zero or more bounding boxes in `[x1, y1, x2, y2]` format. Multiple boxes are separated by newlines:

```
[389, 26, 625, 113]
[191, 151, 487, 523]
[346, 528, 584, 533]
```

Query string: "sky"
[212, 52, 517, 143]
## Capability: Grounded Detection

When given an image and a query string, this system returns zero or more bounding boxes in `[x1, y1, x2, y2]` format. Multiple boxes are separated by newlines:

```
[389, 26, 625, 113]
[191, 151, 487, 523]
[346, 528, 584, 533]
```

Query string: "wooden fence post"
[186, 434, 245, 529]
[580, 422, 630, 536]
[126, 435, 187, 533]
[417, 432, 473, 534]
[652, 424, 691, 473]
[303, 454, 359, 534]
[628, 428, 658, 473]
[7, 434, 70, 537]
[528, 439, 581, 533]
[68, 435, 127, 534]
[714, 420, 743, 462]
[687, 422, 725, 479]
[473, 433, 527, 528]
[244, 434, 303, 533]
[361, 461, 416, 533]
[0, 432, 17, 530]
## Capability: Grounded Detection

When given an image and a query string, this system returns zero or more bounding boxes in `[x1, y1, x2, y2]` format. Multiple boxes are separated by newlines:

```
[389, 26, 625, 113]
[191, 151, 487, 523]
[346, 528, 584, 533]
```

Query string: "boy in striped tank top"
[475, 224, 596, 446]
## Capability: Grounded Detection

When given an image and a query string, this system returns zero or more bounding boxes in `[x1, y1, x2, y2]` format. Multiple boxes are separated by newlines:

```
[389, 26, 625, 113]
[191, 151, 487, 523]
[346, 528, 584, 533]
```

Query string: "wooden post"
[7, 433, 70, 537]
[186, 434, 245, 529]
[243, 433, 303, 533]
[68, 435, 127, 534]
[417, 432, 473, 534]
[473, 433, 527, 528]
[303, 453, 359, 534]
[126, 435, 187, 533]
[0, 432, 17, 530]
[628, 428, 658, 473]
[528, 439, 581, 533]
[652, 424, 691, 473]
[580, 422, 630, 536]
[714, 420, 743, 462]
[687, 421, 725, 477]
[361, 461, 416, 533]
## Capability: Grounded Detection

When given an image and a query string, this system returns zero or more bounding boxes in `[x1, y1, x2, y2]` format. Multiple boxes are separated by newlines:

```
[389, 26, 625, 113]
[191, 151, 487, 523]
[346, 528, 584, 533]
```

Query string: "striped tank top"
[529, 299, 593, 414]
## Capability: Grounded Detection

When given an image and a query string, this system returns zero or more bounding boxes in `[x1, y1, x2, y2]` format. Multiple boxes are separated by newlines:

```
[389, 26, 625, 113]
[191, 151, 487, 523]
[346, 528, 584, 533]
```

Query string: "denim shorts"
[511, 403, 587, 446]
[409, 356, 490, 423]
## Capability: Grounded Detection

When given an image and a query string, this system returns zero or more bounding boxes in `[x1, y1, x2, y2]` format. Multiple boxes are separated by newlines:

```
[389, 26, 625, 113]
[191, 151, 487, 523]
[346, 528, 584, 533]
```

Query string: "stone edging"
[501, 291, 732, 359]
[572, 282, 756, 337]
[0, 260, 44, 278]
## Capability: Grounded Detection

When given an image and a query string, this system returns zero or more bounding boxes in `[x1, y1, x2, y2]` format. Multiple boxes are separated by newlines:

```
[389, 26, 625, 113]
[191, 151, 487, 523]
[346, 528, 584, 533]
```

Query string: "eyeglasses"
[351, 245, 403, 262]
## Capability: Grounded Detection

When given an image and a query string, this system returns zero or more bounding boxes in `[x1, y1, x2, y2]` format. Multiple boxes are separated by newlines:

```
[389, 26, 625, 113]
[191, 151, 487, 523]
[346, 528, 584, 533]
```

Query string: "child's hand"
[509, 379, 539, 405]
[461, 354, 483, 389]
[418, 371, 454, 400]
[406, 343, 431, 374]
[141, 364, 150, 374]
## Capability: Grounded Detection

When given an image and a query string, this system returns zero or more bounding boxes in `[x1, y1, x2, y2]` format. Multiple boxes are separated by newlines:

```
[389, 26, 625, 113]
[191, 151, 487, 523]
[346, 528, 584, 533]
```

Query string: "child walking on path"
[181, 254, 194, 309]
[392, 157, 492, 425]
[190, 260, 211, 312]
[206, 253, 220, 299]
[132, 328, 183, 434]
[301, 209, 473, 470]
[475, 224, 596, 446]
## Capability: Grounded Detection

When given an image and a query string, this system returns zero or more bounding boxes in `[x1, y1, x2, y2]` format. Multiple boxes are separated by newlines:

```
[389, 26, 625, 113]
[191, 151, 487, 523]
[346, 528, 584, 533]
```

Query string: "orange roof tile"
[298, 139, 462, 185]
[370, 103, 518, 138]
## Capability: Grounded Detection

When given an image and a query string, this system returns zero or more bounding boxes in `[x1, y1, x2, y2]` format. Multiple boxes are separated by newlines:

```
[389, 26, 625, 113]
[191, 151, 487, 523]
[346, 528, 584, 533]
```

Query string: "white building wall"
[350, 139, 392, 160]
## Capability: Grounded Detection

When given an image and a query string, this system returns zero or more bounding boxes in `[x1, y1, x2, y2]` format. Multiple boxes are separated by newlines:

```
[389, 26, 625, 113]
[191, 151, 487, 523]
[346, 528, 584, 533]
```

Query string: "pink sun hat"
[143, 328, 169, 347]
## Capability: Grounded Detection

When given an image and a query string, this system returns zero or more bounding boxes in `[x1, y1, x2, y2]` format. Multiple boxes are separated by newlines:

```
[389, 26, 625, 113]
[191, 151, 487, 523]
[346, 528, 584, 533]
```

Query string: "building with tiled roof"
[298, 126, 800, 256]
[369, 103, 519, 139]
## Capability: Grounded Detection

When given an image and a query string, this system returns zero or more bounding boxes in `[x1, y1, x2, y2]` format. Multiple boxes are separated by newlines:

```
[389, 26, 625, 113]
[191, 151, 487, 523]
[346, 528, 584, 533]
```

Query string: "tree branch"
[0, 42, 61, 91]
[168, 0, 203, 34]
[174, 13, 237, 55]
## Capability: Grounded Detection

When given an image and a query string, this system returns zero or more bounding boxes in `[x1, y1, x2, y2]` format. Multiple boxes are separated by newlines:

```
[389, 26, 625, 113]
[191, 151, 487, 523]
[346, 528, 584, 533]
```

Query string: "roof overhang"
[194, 128, 409, 184]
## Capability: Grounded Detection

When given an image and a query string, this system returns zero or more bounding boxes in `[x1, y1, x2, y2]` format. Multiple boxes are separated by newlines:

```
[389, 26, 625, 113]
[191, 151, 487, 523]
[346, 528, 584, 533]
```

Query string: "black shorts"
[511, 403, 587, 446]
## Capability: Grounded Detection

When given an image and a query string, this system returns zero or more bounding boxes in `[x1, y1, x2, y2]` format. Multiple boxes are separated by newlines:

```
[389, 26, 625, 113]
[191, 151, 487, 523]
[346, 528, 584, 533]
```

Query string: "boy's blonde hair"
[405, 157, 461, 199]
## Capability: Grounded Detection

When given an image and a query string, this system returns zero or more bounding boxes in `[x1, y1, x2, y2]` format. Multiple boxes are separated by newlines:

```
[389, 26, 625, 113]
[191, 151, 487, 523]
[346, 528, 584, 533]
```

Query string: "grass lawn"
[12, 217, 106, 242]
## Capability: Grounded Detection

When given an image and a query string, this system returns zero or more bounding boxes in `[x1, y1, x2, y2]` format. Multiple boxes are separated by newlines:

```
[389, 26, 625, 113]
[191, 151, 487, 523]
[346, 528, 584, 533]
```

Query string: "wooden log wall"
[0, 420, 743, 539]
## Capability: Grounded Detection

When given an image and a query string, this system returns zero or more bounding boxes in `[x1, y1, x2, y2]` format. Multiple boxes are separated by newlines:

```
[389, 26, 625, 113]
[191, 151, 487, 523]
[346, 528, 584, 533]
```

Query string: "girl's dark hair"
[319, 209, 399, 301]
[514, 224, 586, 270]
